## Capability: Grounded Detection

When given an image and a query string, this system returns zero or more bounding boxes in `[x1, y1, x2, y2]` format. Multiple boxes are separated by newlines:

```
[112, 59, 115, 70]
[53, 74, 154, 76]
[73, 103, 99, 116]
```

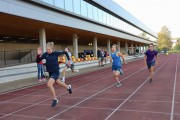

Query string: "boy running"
[62, 48, 79, 83]
[144, 43, 158, 83]
[36, 42, 72, 107]
[110, 44, 127, 87]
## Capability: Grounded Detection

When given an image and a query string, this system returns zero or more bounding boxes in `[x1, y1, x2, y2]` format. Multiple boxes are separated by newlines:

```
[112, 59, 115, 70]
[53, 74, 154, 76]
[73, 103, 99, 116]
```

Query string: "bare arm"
[144, 54, 147, 64]
[118, 52, 127, 64]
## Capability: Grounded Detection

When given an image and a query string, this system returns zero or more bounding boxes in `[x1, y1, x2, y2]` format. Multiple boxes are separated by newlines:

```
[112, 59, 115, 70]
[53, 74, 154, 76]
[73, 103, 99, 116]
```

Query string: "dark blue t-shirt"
[36, 51, 70, 72]
[145, 50, 158, 63]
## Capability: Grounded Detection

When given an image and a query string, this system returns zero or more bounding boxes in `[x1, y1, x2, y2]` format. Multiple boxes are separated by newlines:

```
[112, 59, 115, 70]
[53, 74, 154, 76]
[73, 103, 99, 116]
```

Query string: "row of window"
[36, 0, 156, 41]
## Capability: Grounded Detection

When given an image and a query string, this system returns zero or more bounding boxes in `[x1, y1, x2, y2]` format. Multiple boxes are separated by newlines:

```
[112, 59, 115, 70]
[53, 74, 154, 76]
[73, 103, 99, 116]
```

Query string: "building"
[0, 0, 157, 66]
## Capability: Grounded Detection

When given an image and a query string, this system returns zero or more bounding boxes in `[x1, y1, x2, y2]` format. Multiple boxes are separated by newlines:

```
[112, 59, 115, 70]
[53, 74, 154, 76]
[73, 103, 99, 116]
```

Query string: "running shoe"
[116, 83, 122, 88]
[77, 69, 79, 73]
[38, 79, 42, 82]
[120, 69, 123, 76]
[149, 78, 152, 83]
[51, 99, 58, 107]
[67, 85, 72, 94]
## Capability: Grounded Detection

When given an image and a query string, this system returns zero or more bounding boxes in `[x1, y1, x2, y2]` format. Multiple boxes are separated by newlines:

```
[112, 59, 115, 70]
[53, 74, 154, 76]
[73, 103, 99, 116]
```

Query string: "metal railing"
[0, 49, 37, 67]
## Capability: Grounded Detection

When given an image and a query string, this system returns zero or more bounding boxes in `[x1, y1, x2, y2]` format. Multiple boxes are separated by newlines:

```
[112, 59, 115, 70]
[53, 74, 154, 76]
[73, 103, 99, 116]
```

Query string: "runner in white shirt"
[62, 48, 79, 82]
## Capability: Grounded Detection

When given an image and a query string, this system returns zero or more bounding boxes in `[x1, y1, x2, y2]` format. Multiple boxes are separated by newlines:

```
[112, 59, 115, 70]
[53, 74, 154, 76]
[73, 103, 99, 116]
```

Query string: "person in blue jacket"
[36, 42, 72, 107]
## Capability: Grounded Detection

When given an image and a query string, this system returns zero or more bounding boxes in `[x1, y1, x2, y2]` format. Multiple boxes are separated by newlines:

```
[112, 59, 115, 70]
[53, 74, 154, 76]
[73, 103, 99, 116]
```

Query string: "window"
[106, 13, 110, 26]
[102, 11, 107, 24]
[81, 0, 87, 17]
[98, 9, 103, 23]
[73, 0, 80, 15]
[65, 0, 73, 12]
[93, 6, 98, 21]
[42, 0, 54, 5]
[87, 3, 93, 19]
[54, 0, 64, 9]
[110, 15, 114, 27]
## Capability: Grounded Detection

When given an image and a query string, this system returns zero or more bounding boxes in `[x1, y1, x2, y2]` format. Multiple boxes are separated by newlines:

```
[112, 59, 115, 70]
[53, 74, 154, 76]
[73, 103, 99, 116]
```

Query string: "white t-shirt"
[66, 52, 73, 64]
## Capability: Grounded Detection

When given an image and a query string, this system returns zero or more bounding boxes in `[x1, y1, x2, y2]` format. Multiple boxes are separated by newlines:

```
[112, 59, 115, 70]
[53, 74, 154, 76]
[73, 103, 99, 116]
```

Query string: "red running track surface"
[0, 54, 179, 120]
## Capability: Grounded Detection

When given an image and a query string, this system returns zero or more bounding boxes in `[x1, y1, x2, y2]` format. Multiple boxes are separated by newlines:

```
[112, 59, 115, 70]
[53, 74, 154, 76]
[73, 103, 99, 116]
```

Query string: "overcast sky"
[113, 0, 180, 38]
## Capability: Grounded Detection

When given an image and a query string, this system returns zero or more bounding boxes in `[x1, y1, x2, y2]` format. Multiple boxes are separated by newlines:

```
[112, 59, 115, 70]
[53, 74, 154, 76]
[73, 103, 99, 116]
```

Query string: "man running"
[36, 42, 72, 107]
[110, 44, 127, 87]
[144, 43, 158, 83]
[62, 48, 79, 83]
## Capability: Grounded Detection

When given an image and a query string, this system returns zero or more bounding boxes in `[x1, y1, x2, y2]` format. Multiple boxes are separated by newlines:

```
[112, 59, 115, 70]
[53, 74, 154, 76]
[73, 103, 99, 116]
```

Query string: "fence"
[0, 49, 37, 67]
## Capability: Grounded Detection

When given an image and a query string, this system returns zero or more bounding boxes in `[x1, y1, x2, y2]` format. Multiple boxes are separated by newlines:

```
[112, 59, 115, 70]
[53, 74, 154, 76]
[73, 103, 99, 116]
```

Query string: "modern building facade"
[0, 0, 157, 61]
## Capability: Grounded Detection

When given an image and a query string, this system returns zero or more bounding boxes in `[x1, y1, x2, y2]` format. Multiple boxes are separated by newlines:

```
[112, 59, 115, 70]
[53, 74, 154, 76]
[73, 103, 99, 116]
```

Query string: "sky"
[113, 0, 180, 38]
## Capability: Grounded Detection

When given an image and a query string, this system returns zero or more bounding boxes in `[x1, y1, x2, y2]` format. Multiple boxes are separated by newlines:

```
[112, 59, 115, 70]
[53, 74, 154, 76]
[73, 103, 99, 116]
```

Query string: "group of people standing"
[97, 48, 108, 67]
[36, 42, 158, 108]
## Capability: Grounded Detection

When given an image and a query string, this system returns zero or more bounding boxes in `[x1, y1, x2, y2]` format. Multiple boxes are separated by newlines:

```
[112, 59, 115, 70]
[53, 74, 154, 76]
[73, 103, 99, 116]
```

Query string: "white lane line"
[105, 57, 170, 120]
[47, 67, 147, 120]
[0, 62, 145, 119]
[170, 54, 179, 120]
[0, 57, 165, 119]
[0, 61, 143, 105]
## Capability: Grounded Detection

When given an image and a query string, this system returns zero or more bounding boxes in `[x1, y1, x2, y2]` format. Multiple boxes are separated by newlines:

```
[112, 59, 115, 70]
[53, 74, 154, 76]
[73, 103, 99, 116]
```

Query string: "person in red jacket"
[36, 47, 45, 82]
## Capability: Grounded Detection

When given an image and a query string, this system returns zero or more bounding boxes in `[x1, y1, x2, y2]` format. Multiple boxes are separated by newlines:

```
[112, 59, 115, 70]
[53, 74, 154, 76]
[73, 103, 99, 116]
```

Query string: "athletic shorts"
[147, 61, 155, 69]
[65, 63, 74, 71]
[112, 65, 122, 72]
[49, 71, 60, 81]
[98, 57, 101, 62]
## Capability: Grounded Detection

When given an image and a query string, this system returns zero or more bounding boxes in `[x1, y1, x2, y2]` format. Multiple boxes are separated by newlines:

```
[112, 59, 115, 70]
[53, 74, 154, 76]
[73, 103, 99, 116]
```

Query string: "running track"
[0, 54, 179, 120]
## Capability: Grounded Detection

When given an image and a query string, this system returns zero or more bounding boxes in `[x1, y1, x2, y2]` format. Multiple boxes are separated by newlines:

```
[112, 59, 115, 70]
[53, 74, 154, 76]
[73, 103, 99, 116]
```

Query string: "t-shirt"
[111, 51, 121, 66]
[145, 50, 158, 63]
[66, 52, 73, 64]
[36, 51, 70, 72]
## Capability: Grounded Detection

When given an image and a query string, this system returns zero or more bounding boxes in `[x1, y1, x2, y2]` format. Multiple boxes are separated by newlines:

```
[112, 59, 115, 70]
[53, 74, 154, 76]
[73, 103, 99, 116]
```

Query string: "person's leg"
[56, 79, 72, 94]
[71, 64, 79, 73]
[62, 66, 68, 82]
[37, 64, 41, 80]
[113, 70, 122, 87]
[47, 78, 56, 99]
[40, 64, 45, 80]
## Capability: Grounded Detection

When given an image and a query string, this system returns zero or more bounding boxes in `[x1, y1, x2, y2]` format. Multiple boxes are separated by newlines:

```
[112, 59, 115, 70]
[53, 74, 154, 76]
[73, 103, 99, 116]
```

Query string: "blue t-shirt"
[145, 50, 158, 63]
[111, 51, 121, 66]
[37, 51, 70, 72]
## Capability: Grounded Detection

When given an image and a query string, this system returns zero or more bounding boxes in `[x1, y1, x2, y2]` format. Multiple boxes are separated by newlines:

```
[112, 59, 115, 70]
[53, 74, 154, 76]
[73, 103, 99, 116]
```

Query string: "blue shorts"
[112, 65, 122, 72]
[49, 71, 60, 81]
[147, 61, 155, 69]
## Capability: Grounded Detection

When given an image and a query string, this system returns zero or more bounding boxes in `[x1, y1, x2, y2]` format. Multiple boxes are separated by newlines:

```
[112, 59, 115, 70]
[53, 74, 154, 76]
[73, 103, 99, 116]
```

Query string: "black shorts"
[49, 71, 60, 81]
[65, 63, 74, 71]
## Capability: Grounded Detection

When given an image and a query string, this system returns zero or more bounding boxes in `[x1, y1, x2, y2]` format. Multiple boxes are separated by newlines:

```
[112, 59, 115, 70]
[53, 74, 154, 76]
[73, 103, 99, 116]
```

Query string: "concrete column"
[131, 43, 134, 54]
[107, 39, 111, 55]
[93, 37, 97, 57]
[73, 34, 78, 59]
[39, 28, 46, 53]
[117, 41, 120, 52]
[125, 42, 128, 54]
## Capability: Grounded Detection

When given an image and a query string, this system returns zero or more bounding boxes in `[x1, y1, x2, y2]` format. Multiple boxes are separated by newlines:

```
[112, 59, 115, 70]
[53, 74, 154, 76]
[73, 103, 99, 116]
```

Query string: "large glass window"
[65, 0, 73, 12]
[42, 0, 54, 5]
[110, 15, 114, 27]
[93, 6, 98, 21]
[81, 0, 87, 17]
[102, 11, 107, 24]
[73, 0, 80, 15]
[87, 3, 93, 19]
[98, 9, 103, 23]
[106, 13, 110, 26]
[54, 0, 64, 9]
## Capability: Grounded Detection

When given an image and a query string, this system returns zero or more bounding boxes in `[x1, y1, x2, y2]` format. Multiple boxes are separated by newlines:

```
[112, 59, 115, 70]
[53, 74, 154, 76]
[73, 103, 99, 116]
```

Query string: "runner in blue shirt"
[144, 43, 158, 83]
[36, 42, 72, 107]
[110, 44, 127, 87]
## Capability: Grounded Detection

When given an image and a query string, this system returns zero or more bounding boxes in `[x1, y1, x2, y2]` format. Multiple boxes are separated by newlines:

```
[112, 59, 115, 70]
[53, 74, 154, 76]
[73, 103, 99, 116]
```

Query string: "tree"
[174, 38, 180, 50]
[157, 26, 172, 51]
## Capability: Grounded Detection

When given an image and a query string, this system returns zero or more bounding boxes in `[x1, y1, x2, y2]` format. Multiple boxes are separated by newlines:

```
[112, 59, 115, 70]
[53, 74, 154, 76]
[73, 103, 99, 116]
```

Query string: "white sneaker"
[76, 69, 79, 73]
